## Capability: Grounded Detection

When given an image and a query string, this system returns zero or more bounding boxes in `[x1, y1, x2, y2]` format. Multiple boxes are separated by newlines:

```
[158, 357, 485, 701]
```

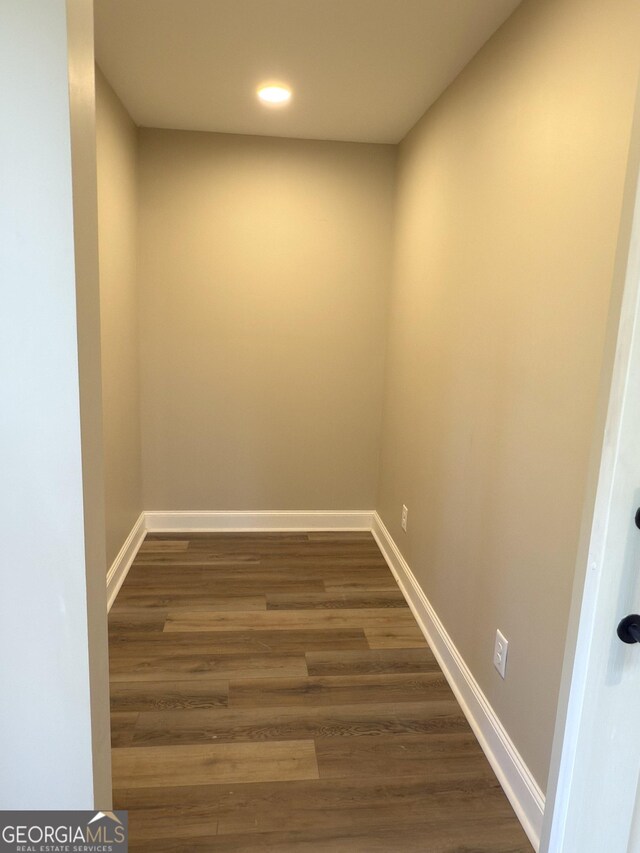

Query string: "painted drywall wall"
[377, 0, 640, 791]
[0, 0, 111, 806]
[95, 66, 143, 568]
[137, 129, 396, 511]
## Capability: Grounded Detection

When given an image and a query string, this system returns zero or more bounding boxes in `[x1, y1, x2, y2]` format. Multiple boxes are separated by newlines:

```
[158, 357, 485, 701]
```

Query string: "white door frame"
[0, 0, 111, 807]
[541, 75, 640, 851]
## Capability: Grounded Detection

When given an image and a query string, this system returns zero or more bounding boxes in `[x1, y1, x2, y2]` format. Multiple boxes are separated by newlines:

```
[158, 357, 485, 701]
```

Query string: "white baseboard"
[106, 512, 147, 611]
[371, 512, 545, 851]
[144, 510, 374, 533]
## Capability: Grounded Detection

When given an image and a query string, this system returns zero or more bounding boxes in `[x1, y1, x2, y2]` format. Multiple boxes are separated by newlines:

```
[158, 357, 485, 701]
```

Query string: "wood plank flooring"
[109, 532, 532, 852]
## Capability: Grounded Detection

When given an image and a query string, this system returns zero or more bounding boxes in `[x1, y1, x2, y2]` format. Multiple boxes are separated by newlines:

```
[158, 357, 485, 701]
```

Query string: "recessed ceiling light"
[257, 84, 292, 106]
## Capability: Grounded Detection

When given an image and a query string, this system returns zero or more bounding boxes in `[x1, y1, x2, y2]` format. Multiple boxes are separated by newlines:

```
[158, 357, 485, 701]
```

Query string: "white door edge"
[542, 76, 640, 852]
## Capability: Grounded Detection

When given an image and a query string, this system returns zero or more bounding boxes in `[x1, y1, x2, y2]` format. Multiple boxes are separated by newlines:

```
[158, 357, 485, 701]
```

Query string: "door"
[542, 82, 640, 851]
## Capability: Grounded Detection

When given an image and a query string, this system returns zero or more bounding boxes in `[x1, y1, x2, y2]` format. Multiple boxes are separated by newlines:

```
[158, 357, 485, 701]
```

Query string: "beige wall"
[137, 129, 395, 511]
[96, 66, 143, 567]
[377, 0, 640, 790]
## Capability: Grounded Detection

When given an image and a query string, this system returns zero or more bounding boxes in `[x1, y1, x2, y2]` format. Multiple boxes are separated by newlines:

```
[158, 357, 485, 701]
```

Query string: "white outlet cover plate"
[494, 629, 508, 678]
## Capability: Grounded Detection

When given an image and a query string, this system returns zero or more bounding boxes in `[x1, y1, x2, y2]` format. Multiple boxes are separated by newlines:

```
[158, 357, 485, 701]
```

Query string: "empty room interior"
[4, 0, 640, 850]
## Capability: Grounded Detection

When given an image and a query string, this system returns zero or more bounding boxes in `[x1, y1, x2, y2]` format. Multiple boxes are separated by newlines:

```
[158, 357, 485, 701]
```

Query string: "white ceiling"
[95, 0, 521, 144]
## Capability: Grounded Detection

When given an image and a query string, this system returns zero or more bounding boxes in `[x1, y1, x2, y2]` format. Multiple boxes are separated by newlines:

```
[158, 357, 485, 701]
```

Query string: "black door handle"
[616, 509, 640, 644]
[618, 614, 640, 644]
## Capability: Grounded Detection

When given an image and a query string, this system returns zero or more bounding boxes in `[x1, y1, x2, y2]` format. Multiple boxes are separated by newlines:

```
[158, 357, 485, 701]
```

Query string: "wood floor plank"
[109, 651, 308, 683]
[255, 552, 388, 563]
[112, 740, 319, 788]
[167, 538, 380, 551]
[143, 533, 310, 542]
[315, 732, 490, 779]
[110, 680, 229, 712]
[138, 540, 189, 553]
[125, 803, 220, 840]
[127, 700, 469, 747]
[228, 672, 453, 708]
[365, 625, 428, 648]
[108, 611, 167, 634]
[132, 550, 385, 562]
[305, 647, 438, 676]
[111, 593, 266, 612]
[164, 608, 417, 633]
[322, 578, 399, 591]
[109, 628, 369, 658]
[215, 773, 507, 837]
[110, 712, 139, 748]
[119, 577, 327, 595]
[266, 590, 408, 610]
[126, 822, 531, 853]
[129, 558, 262, 570]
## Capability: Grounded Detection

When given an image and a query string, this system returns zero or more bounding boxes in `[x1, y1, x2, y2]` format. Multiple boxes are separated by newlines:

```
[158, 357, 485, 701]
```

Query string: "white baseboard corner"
[106, 512, 147, 611]
[371, 512, 545, 851]
[144, 510, 374, 533]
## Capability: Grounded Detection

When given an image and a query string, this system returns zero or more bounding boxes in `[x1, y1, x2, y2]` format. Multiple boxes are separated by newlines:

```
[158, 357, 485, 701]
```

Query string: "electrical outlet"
[493, 629, 508, 679]
[401, 505, 408, 531]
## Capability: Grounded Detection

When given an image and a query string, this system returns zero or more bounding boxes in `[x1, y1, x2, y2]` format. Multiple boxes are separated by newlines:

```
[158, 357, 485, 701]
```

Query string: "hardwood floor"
[109, 532, 532, 852]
